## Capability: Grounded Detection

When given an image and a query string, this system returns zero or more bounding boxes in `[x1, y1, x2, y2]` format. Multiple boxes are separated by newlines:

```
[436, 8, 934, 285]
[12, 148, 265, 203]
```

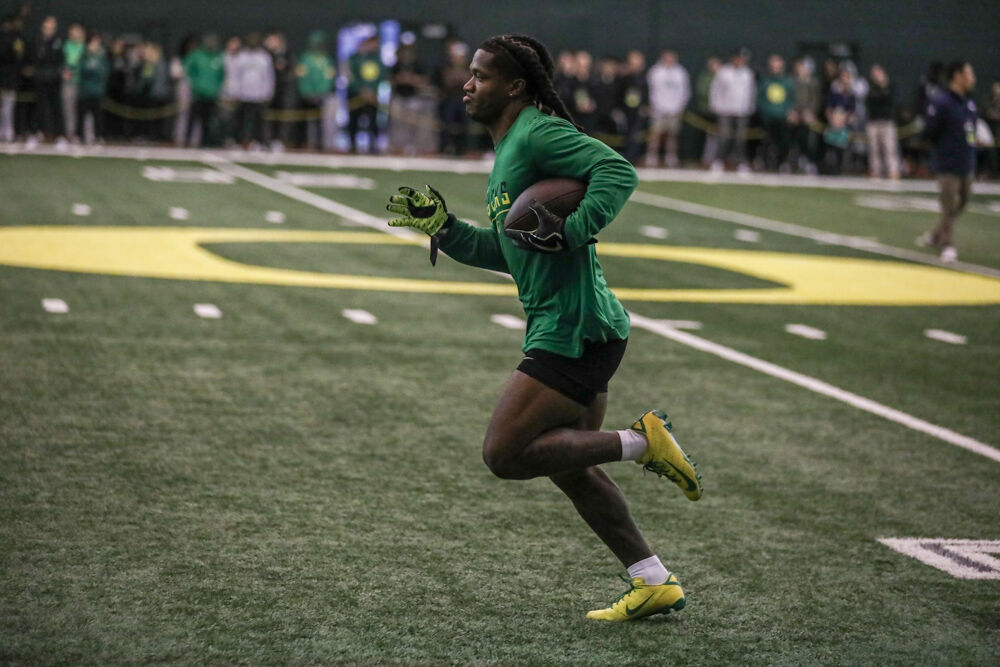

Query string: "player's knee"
[482, 438, 525, 479]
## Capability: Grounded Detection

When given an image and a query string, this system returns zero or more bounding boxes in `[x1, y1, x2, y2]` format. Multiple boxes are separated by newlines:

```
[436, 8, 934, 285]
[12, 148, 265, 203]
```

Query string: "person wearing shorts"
[386, 33, 703, 622]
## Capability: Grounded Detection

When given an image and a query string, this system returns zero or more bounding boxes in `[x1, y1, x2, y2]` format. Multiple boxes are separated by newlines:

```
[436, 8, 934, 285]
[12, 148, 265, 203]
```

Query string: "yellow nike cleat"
[632, 410, 703, 501]
[586, 574, 686, 621]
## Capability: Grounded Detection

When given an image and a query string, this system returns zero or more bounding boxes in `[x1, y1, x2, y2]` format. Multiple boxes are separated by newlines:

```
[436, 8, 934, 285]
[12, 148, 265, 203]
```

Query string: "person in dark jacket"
[264, 29, 296, 150]
[0, 14, 25, 141]
[865, 64, 899, 179]
[917, 61, 978, 263]
[30, 15, 63, 143]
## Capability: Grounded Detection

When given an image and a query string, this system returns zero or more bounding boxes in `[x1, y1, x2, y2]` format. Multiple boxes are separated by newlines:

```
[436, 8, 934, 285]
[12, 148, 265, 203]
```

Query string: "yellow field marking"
[1, 226, 999, 306]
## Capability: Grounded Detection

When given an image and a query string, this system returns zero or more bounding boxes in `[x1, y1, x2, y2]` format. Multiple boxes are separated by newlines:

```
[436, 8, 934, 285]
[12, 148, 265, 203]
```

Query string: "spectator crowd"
[1, 4, 998, 179]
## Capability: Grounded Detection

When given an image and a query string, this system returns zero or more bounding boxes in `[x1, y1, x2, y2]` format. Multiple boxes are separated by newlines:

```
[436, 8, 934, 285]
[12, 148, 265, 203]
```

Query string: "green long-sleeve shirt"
[439, 105, 635, 358]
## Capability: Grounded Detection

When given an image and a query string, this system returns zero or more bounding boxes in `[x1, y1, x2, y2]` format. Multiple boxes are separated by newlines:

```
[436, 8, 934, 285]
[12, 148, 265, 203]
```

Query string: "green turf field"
[2, 151, 999, 664]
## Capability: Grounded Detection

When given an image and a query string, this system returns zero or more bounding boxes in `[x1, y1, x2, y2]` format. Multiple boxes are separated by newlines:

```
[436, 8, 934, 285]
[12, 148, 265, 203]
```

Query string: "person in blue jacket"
[917, 61, 978, 263]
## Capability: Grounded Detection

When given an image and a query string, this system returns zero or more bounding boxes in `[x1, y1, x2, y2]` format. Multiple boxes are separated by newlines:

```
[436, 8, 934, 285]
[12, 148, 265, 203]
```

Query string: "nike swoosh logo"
[625, 594, 654, 616]
[660, 459, 699, 492]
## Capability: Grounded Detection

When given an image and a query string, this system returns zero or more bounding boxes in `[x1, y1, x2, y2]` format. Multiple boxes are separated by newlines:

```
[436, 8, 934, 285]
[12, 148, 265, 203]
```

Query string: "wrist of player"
[504, 200, 569, 253]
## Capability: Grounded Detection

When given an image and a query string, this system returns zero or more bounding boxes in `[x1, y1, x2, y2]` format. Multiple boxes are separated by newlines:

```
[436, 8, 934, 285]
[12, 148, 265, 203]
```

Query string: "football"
[504, 178, 588, 232]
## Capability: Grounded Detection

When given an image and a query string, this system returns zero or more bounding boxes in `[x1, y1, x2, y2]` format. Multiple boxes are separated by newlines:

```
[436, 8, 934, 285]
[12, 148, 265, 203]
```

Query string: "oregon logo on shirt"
[766, 83, 787, 105]
[486, 181, 512, 227]
[361, 60, 380, 81]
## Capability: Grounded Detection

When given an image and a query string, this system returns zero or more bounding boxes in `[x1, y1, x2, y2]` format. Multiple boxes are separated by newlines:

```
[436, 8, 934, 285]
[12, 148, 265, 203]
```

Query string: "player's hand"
[387, 185, 454, 265]
[386, 185, 452, 236]
[504, 199, 569, 253]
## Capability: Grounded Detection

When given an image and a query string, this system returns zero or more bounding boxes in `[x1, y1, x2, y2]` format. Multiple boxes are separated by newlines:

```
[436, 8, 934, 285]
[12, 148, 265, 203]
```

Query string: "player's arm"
[386, 186, 509, 273]
[527, 119, 638, 250]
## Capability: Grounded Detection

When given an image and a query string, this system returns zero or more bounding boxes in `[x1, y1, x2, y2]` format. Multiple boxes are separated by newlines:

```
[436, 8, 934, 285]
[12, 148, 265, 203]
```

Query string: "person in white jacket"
[645, 50, 690, 167]
[706, 49, 756, 171]
[231, 33, 274, 149]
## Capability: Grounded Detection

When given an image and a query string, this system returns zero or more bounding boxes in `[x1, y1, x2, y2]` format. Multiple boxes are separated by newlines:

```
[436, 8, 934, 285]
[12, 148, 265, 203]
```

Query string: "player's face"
[463, 49, 519, 124]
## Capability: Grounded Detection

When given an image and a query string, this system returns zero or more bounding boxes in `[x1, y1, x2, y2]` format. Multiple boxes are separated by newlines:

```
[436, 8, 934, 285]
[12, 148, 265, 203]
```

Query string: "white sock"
[627, 555, 669, 585]
[618, 429, 647, 461]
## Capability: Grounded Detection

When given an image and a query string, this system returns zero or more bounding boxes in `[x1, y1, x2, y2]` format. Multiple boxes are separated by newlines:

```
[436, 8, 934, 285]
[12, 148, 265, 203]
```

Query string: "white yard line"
[628, 190, 1000, 279]
[628, 313, 1000, 464]
[342, 309, 378, 324]
[490, 314, 526, 330]
[202, 154, 419, 241]
[924, 329, 967, 345]
[197, 151, 999, 466]
[168, 207, 190, 221]
[193, 303, 222, 319]
[785, 323, 828, 340]
[204, 154, 515, 280]
[42, 298, 69, 313]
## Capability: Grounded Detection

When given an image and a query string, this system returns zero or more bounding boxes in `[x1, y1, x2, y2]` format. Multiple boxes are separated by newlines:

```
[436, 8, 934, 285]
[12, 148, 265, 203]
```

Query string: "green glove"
[386, 185, 451, 236]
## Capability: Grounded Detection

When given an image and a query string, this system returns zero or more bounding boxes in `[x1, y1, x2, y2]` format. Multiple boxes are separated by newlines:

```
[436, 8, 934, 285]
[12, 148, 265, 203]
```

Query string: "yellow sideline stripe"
[1, 226, 999, 306]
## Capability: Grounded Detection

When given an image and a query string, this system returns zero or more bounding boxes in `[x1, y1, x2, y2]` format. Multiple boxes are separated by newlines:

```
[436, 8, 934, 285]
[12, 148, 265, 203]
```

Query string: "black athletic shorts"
[517, 338, 628, 406]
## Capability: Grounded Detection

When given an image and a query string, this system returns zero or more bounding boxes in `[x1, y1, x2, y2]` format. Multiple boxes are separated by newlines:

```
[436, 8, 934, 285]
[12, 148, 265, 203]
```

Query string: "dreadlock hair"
[478, 33, 582, 130]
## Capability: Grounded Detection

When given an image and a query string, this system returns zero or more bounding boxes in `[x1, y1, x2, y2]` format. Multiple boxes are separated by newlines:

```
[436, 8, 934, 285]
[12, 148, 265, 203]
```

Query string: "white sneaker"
[915, 232, 934, 248]
[710, 160, 724, 174]
[940, 246, 957, 263]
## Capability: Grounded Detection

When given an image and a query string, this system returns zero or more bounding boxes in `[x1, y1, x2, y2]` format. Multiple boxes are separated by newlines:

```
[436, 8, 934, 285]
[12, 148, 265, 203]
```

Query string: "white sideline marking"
[490, 314, 526, 330]
[42, 298, 69, 313]
[924, 329, 967, 345]
[12, 142, 1000, 193]
[71, 203, 91, 216]
[785, 323, 827, 340]
[878, 538, 1000, 580]
[854, 194, 1000, 217]
[168, 207, 190, 221]
[274, 171, 376, 190]
[193, 303, 222, 319]
[734, 229, 760, 243]
[342, 308, 377, 325]
[627, 313, 1000, 464]
[628, 190, 1000, 279]
[659, 319, 702, 330]
[265, 210, 286, 224]
[143, 166, 235, 184]
[641, 225, 669, 239]
[202, 156, 416, 239]
[205, 157, 507, 281]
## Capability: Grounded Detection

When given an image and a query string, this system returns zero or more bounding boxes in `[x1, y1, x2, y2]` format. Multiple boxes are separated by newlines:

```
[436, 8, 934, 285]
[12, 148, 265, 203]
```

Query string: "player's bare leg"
[481, 370, 622, 480]
[483, 371, 653, 563]
[482, 370, 689, 620]
[548, 393, 653, 567]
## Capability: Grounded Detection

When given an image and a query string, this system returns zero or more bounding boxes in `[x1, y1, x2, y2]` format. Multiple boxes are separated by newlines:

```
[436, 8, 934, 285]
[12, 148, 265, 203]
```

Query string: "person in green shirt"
[77, 33, 109, 144]
[346, 35, 385, 153]
[757, 54, 796, 171]
[295, 30, 335, 150]
[182, 33, 224, 147]
[386, 33, 703, 622]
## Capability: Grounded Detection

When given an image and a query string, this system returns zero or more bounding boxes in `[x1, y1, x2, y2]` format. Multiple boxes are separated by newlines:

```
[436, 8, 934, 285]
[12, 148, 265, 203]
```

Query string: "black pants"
[186, 99, 218, 147]
[760, 116, 791, 170]
[33, 82, 61, 136]
[236, 102, 266, 145]
[348, 102, 378, 153]
[76, 97, 104, 141]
